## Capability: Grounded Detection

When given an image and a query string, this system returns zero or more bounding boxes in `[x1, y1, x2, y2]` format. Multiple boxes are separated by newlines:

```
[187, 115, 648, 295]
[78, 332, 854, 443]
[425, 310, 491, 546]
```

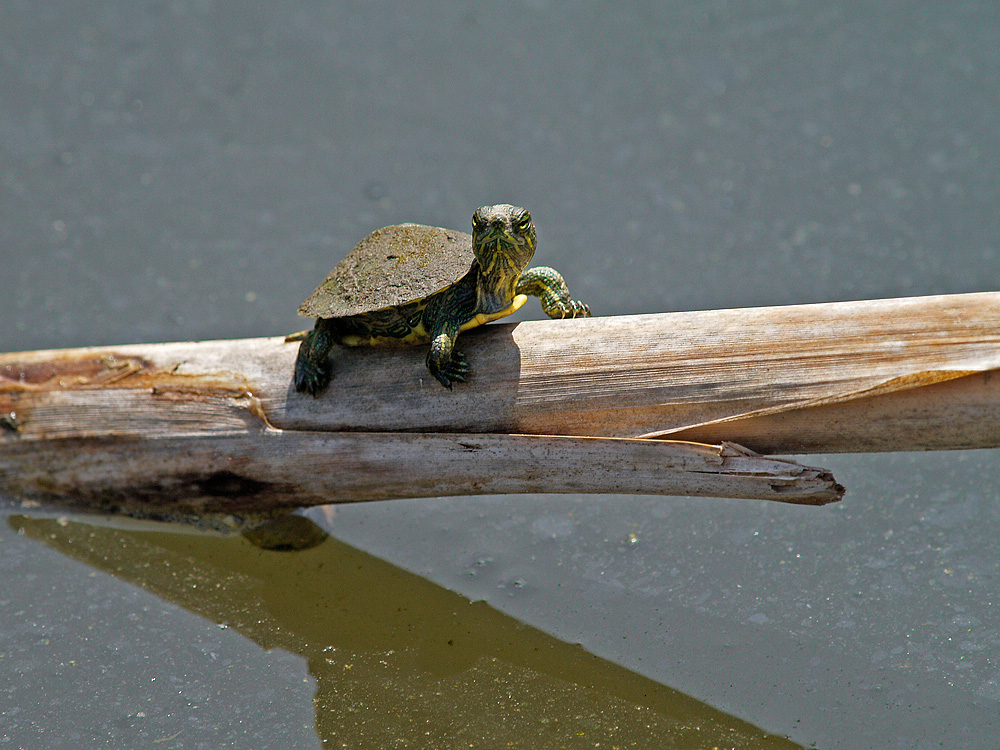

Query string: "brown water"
[10, 515, 797, 749]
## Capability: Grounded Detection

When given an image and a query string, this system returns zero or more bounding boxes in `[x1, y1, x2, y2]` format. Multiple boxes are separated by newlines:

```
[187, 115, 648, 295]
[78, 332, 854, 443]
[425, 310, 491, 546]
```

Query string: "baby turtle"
[292, 204, 591, 395]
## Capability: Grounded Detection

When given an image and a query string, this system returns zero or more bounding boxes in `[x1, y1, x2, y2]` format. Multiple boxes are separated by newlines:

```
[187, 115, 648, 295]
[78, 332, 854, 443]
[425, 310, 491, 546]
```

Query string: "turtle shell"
[297, 223, 475, 319]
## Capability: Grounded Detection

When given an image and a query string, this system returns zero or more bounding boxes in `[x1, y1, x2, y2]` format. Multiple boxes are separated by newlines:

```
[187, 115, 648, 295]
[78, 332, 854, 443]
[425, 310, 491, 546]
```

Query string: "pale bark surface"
[4, 291, 1000, 519]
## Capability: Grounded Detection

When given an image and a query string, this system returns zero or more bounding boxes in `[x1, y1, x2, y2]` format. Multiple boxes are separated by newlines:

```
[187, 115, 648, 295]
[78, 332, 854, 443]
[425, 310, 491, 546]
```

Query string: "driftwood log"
[4, 291, 1000, 523]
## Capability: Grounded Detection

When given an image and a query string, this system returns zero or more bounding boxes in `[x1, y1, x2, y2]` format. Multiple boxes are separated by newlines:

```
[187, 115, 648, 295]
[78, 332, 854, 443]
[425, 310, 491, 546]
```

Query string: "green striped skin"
[515, 266, 592, 320]
[294, 205, 591, 395]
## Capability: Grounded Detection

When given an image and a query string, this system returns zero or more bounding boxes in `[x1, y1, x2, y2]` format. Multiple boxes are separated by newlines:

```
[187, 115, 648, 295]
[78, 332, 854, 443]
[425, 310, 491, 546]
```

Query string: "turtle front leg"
[516, 266, 592, 318]
[426, 320, 469, 389]
[294, 320, 337, 396]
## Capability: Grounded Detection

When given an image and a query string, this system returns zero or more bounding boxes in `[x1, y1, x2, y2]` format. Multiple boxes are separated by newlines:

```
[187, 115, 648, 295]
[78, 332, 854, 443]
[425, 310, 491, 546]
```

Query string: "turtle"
[291, 204, 591, 395]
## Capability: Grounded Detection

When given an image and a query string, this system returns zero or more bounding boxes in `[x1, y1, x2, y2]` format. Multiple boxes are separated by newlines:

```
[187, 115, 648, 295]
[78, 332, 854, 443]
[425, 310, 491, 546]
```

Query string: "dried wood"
[0, 433, 842, 526]
[4, 290, 1000, 518]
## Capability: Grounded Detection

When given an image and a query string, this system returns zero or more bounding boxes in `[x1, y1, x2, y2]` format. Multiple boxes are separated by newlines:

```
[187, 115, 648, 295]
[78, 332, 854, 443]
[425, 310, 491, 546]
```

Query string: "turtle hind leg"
[516, 266, 592, 319]
[293, 322, 336, 396]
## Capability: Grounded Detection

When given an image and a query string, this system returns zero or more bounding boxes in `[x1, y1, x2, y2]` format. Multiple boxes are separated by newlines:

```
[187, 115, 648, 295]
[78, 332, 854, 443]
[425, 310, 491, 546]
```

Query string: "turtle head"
[471, 204, 536, 279]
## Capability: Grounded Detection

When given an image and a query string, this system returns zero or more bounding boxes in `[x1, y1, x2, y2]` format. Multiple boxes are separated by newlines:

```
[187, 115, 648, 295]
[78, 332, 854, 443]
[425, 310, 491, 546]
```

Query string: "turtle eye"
[472, 211, 486, 231]
[514, 212, 532, 232]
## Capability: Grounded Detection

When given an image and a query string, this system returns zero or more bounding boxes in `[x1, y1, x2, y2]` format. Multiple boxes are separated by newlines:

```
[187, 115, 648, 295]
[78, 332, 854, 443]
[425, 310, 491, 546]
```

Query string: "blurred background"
[2, 2, 998, 748]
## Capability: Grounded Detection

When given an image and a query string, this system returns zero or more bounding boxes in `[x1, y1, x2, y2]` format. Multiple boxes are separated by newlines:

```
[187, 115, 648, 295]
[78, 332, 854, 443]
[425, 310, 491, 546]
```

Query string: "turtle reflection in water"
[291, 204, 591, 395]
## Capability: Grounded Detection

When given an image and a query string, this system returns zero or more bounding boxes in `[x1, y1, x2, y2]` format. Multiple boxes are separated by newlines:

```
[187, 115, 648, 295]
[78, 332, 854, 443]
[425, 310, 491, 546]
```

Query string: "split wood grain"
[4, 290, 999, 517]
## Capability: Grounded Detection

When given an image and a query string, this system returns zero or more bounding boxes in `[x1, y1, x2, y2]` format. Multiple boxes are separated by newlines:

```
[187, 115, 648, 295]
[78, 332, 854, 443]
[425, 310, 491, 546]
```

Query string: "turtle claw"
[550, 300, 590, 319]
[429, 350, 469, 389]
[294, 357, 332, 397]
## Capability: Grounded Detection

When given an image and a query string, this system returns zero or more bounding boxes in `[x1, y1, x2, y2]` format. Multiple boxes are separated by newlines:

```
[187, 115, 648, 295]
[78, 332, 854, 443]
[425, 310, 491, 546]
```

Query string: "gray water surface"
[2, 2, 998, 748]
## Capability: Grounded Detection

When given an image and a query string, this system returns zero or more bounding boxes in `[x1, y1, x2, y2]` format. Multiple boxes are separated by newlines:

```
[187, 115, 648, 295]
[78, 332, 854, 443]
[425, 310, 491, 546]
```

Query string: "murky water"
[2, 2, 998, 748]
